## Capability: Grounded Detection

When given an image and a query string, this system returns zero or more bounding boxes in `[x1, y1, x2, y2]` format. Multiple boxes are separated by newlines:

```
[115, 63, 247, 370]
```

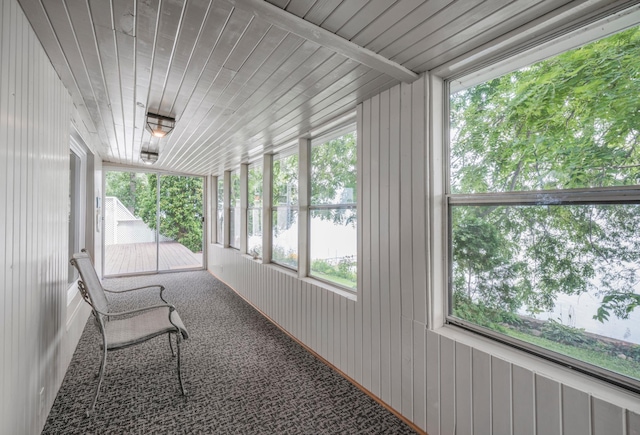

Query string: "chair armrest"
[101, 303, 176, 319]
[103, 285, 167, 302]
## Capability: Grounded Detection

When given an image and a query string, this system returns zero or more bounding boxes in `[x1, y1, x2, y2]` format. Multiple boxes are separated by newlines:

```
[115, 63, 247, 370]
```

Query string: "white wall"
[209, 73, 640, 434]
[0, 0, 98, 433]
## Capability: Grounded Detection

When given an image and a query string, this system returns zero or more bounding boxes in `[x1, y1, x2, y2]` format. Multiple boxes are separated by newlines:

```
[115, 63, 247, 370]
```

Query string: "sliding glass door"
[104, 170, 204, 276]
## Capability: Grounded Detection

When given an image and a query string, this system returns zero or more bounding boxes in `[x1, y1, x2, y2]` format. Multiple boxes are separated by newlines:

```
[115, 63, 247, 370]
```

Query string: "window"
[309, 130, 357, 290]
[68, 134, 88, 303]
[447, 24, 640, 390]
[247, 163, 263, 259]
[229, 169, 240, 249]
[217, 177, 224, 244]
[272, 152, 298, 269]
[68, 149, 84, 284]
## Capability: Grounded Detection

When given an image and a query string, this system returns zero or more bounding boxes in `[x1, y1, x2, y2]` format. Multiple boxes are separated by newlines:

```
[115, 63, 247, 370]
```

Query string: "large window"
[272, 152, 298, 269]
[229, 169, 241, 249]
[247, 163, 263, 259]
[448, 25, 640, 390]
[309, 131, 357, 290]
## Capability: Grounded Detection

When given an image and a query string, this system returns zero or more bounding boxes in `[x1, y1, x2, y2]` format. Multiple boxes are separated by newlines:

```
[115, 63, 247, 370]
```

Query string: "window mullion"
[223, 170, 231, 248]
[263, 154, 273, 264]
[240, 164, 248, 254]
[309, 203, 356, 210]
[211, 176, 218, 244]
[298, 137, 311, 279]
[449, 187, 640, 206]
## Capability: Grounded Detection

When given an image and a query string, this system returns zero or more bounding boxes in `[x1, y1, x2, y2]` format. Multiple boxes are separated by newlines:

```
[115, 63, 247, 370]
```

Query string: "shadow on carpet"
[42, 271, 417, 434]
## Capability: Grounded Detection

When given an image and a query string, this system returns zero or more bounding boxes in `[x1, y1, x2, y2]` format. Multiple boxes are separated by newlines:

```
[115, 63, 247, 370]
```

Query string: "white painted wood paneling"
[440, 335, 456, 434]
[0, 0, 95, 433]
[455, 342, 473, 435]
[535, 375, 562, 435]
[592, 397, 624, 435]
[562, 385, 591, 435]
[513, 366, 536, 435]
[472, 349, 492, 434]
[629, 410, 640, 435]
[492, 356, 513, 435]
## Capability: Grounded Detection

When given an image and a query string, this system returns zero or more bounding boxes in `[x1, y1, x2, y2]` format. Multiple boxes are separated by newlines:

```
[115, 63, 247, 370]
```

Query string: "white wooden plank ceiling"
[16, 0, 635, 175]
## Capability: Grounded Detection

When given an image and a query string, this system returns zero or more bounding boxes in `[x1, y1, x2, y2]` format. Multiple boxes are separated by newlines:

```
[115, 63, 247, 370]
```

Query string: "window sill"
[262, 263, 357, 302]
[242, 253, 263, 263]
[300, 276, 357, 301]
[434, 324, 640, 412]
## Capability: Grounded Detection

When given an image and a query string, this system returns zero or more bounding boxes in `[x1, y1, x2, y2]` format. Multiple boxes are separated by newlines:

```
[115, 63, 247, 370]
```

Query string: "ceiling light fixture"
[140, 150, 159, 165]
[146, 113, 175, 138]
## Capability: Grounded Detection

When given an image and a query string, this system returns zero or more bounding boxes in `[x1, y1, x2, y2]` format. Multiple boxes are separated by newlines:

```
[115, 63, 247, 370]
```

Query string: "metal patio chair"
[70, 250, 189, 415]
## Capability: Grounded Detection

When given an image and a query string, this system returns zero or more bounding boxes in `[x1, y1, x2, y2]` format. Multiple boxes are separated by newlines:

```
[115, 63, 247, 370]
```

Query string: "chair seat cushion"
[105, 307, 189, 350]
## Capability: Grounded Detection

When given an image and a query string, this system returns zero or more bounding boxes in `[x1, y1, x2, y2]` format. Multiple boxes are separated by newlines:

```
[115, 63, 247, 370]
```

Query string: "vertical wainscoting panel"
[355, 105, 364, 386]
[378, 88, 392, 405]
[388, 83, 403, 411]
[455, 342, 473, 435]
[472, 349, 491, 434]
[512, 366, 536, 435]
[562, 385, 591, 435]
[628, 410, 640, 435]
[399, 81, 415, 419]
[370, 94, 381, 398]
[440, 336, 456, 434]
[361, 98, 372, 391]
[592, 397, 624, 435]
[535, 375, 561, 435]
[491, 356, 513, 435]
[413, 321, 426, 430]
[0, 0, 78, 433]
[426, 330, 441, 435]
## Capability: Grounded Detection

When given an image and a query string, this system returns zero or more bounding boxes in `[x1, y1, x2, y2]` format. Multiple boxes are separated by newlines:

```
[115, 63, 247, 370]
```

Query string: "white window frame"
[229, 168, 241, 250]
[438, 9, 640, 394]
[67, 135, 87, 304]
[306, 125, 357, 292]
[215, 176, 224, 245]
[271, 148, 299, 271]
[247, 161, 264, 259]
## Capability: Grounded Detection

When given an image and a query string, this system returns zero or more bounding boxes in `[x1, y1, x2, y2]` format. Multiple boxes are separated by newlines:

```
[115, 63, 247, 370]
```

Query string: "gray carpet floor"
[42, 270, 417, 434]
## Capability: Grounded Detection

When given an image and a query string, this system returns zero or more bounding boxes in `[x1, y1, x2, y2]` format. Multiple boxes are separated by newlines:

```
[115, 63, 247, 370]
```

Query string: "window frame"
[215, 176, 224, 245]
[307, 126, 358, 291]
[271, 148, 299, 271]
[247, 161, 263, 259]
[229, 168, 241, 250]
[67, 135, 87, 302]
[443, 14, 640, 394]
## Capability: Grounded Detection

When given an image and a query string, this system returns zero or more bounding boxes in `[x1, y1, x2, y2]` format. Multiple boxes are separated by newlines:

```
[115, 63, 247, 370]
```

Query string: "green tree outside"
[450, 25, 640, 378]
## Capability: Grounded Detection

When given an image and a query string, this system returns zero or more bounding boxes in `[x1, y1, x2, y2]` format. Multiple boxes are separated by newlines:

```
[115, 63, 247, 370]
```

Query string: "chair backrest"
[70, 251, 109, 315]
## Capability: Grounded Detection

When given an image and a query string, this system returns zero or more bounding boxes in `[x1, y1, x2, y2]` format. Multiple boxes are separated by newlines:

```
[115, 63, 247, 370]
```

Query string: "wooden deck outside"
[105, 242, 203, 276]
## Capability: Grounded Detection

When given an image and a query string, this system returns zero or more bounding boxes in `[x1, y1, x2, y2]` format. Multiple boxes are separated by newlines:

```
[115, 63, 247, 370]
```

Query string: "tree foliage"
[311, 132, 357, 225]
[451, 26, 640, 325]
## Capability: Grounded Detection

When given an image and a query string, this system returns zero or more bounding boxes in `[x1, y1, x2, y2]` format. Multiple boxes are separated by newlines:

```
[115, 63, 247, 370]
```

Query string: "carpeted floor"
[43, 271, 417, 434]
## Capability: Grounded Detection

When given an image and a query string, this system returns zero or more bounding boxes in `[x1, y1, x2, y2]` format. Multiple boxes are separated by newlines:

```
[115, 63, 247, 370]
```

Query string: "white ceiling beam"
[226, 0, 419, 83]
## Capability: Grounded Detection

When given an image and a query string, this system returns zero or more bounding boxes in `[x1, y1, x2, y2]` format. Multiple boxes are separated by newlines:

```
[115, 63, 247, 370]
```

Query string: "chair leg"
[88, 340, 108, 416]
[176, 333, 187, 396]
[169, 333, 176, 357]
